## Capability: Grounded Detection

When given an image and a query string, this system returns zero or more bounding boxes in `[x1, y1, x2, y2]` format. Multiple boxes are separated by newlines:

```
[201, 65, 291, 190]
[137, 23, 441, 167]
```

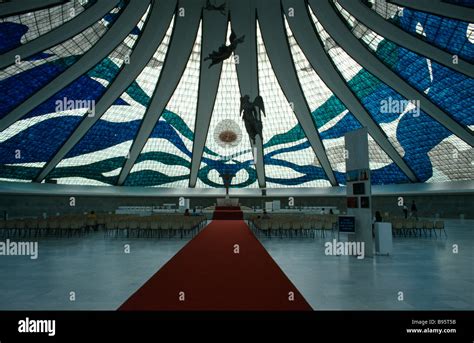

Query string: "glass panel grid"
[0, 0, 87, 53]
[285, 17, 355, 184]
[257, 22, 331, 188]
[49, 16, 174, 186]
[125, 22, 203, 188]
[310, 5, 454, 182]
[0, 11, 148, 183]
[370, 0, 474, 62]
[0, 3, 125, 119]
[335, 1, 474, 128]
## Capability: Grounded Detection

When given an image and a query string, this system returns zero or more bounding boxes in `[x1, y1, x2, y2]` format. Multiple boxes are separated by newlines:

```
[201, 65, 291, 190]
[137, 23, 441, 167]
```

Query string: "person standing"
[375, 211, 383, 222]
[372, 211, 383, 238]
[262, 209, 270, 219]
[411, 200, 418, 220]
[403, 205, 408, 219]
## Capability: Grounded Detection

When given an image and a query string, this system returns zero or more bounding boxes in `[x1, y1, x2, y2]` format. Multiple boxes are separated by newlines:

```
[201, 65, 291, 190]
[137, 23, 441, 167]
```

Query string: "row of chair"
[248, 214, 448, 240]
[0, 219, 94, 238]
[0, 214, 207, 239]
[248, 215, 338, 238]
[104, 216, 207, 238]
[391, 219, 447, 238]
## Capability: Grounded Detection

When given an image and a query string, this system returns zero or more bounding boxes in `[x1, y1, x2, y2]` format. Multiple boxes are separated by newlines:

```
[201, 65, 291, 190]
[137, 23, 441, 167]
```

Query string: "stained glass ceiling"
[0, 0, 472, 188]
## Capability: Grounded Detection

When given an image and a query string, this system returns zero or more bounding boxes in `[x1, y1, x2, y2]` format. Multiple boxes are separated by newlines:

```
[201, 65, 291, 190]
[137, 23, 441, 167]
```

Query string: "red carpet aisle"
[119, 220, 312, 310]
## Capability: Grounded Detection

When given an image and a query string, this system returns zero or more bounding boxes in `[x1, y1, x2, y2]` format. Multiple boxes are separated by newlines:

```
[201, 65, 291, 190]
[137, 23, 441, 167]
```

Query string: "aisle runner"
[119, 220, 312, 310]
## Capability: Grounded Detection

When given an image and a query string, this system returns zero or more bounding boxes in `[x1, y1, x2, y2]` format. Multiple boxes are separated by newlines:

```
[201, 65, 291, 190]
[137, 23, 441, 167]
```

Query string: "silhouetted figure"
[403, 205, 408, 219]
[204, 0, 226, 15]
[204, 30, 244, 68]
[184, 209, 190, 216]
[375, 211, 382, 222]
[411, 200, 418, 220]
[240, 95, 265, 144]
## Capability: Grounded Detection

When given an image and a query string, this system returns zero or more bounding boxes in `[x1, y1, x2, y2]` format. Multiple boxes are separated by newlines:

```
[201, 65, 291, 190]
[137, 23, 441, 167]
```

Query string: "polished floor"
[0, 235, 190, 310]
[261, 219, 474, 310]
[0, 219, 472, 310]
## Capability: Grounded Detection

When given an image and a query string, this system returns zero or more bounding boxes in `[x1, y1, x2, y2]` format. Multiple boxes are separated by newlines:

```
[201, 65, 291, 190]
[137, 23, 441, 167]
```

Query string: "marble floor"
[0, 234, 191, 310]
[260, 219, 474, 310]
[0, 219, 472, 310]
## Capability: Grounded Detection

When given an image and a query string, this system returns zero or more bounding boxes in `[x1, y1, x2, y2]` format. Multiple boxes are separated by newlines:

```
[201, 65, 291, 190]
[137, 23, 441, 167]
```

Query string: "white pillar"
[345, 127, 374, 257]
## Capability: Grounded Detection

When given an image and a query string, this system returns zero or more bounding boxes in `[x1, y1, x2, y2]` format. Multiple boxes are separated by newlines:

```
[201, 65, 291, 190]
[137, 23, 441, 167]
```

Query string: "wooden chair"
[260, 220, 270, 238]
[392, 220, 404, 237]
[414, 220, 424, 237]
[49, 221, 60, 236]
[314, 221, 323, 237]
[423, 220, 434, 238]
[322, 220, 332, 238]
[59, 220, 70, 237]
[128, 221, 139, 238]
[303, 221, 313, 238]
[71, 220, 83, 237]
[117, 221, 127, 237]
[38, 220, 48, 237]
[150, 221, 159, 238]
[434, 220, 447, 238]
[404, 220, 416, 237]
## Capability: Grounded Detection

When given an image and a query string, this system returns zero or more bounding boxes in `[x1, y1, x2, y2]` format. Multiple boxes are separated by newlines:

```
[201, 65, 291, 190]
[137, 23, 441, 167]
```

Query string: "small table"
[374, 222, 393, 255]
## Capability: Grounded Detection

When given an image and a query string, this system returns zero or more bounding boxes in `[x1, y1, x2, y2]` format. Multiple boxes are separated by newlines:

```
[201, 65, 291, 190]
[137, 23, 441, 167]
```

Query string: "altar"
[216, 198, 239, 207]
[216, 173, 238, 207]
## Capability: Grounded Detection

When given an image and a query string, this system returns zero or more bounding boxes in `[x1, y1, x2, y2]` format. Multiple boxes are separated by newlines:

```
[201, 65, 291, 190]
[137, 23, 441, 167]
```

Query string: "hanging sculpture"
[240, 95, 265, 145]
[204, 30, 245, 68]
[204, 0, 226, 15]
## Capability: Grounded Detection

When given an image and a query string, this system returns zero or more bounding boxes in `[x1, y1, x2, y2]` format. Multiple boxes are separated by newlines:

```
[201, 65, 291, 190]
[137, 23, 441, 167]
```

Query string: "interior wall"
[0, 194, 472, 219]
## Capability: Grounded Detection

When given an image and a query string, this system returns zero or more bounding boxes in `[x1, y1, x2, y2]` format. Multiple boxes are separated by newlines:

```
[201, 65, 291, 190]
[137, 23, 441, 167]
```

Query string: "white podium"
[374, 222, 393, 255]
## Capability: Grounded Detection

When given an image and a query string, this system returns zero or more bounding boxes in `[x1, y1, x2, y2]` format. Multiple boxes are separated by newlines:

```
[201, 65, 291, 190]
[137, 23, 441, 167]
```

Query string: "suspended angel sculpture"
[204, 30, 245, 68]
[240, 95, 265, 145]
[204, 0, 226, 15]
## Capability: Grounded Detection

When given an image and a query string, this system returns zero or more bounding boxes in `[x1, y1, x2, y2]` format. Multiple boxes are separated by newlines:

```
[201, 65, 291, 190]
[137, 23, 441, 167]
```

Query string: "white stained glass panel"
[310, 7, 405, 158]
[257, 23, 330, 188]
[55, 17, 174, 173]
[126, 22, 203, 187]
[285, 17, 349, 177]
